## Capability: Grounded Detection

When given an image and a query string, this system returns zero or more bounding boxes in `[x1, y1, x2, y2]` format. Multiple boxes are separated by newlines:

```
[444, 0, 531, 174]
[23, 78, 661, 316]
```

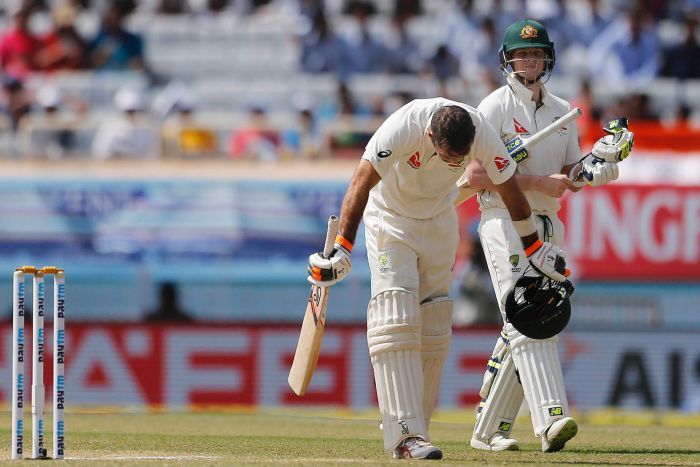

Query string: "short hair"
[430, 105, 475, 155]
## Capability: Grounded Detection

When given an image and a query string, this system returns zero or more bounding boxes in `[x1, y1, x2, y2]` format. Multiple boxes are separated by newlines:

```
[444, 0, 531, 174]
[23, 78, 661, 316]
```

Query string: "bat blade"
[288, 215, 339, 396]
[288, 283, 330, 395]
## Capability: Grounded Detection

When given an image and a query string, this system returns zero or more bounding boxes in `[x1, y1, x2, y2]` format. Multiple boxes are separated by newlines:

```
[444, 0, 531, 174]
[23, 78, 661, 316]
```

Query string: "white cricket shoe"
[393, 437, 443, 460]
[541, 417, 578, 453]
[470, 434, 519, 451]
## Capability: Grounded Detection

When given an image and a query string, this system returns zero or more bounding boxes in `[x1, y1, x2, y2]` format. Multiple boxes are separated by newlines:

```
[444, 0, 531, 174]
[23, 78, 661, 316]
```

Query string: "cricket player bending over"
[464, 20, 633, 453]
[307, 97, 570, 460]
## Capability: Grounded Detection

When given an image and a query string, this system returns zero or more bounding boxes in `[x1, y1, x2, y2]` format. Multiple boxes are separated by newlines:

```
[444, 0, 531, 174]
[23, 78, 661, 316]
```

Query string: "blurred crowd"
[0, 0, 699, 160]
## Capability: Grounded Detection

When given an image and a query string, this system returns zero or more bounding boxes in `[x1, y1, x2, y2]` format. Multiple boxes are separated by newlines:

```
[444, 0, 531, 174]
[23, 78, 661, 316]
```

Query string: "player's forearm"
[495, 176, 538, 248]
[463, 161, 495, 190]
[338, 159, 380, 245]
[517, 174, 546, 192]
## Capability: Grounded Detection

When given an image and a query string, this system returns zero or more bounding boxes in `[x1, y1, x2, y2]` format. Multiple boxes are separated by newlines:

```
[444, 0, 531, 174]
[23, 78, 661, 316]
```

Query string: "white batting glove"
[592, 128, 634, 163]
[307, 236, 352, 287]
[526, 240, 569, 282]
[580, 154, 619, 187]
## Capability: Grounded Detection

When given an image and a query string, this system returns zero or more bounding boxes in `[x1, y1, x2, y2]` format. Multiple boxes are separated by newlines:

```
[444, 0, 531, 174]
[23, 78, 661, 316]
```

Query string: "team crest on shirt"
[513, 118, 530, 136]
[407, 151, 421, 169]
[378, 253, 392, 272]
[520, 25, 538, 39]
[509, 254, 521, 273]
[494, 156, 511, 172]
[552, 117, 568, 136]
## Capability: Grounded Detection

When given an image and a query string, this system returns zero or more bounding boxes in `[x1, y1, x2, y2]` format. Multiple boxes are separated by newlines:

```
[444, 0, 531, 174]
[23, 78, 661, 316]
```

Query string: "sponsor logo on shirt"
[407, 151, 421, 169]
[513, 118, 530, 136]
[377, 150, 392, 158]
[553, 117, 568, 136]
[494, 156, 511, 172]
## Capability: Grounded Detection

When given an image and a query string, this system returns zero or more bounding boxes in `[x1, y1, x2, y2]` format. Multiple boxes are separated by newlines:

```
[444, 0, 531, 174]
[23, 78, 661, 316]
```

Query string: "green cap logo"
[520, 24, 538, 39]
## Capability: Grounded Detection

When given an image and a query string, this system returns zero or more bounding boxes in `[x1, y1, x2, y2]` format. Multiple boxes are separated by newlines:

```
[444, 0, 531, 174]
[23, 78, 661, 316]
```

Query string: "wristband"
[524, 239, 543, 257]
[335, 235, 353, 253]
[512, 214, 537, 238]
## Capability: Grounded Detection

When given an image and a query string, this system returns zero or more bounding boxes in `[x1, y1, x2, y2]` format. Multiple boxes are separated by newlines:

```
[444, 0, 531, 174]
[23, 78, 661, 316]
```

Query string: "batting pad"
[472, 333, 524, 445]
[509, 330, 569, 437]
[420, 297, 452, 428]
[367, 288, 428, 451]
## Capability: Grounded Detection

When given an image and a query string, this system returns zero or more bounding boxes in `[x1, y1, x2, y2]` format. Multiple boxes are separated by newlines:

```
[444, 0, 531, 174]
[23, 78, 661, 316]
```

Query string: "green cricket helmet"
[499, 19, 556, 74]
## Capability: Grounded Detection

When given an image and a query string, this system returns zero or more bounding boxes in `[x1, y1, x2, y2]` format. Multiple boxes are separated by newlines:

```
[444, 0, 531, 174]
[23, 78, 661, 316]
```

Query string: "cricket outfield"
[0, 408, 698, 465]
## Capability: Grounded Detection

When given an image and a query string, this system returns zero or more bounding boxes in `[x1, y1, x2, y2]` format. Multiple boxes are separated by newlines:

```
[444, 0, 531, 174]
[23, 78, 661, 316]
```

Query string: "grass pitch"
[1, 409, 699, 465]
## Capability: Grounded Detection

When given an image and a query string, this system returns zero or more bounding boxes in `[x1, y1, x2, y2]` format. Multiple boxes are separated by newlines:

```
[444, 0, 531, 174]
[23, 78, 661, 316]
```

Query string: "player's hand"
[540, 174, 573, 198]
[526, 240, 569, 282]
[581, 154, 619, 187]
[307, 237, 352, 287]
[592, 128, 634, 163]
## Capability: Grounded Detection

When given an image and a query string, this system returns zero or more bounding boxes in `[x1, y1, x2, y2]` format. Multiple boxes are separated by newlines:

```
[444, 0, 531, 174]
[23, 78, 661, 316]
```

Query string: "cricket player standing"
[464, 20, 633, 452]
[308, 97, 571, 459]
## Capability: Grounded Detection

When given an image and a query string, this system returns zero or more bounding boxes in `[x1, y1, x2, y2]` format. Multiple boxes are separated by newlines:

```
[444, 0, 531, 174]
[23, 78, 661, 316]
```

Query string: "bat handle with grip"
[322, 216, 340, 259]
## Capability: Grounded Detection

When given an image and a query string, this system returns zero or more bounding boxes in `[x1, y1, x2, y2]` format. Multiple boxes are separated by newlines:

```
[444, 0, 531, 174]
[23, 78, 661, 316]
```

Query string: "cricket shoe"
[393, 437, 443, 460]
[541, 417, 578, 453]
[470, 434, 519, 451]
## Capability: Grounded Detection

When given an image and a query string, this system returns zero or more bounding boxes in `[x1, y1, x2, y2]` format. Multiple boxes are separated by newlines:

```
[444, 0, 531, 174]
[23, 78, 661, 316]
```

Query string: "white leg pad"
[508, 324, 569, 437]
[420, 297, 452, 428]
[472, 332, 524, 444]
[367, 289, 428, 452]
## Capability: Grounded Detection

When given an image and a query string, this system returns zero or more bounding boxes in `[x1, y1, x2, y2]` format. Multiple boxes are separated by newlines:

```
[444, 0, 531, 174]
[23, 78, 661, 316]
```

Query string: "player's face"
[428, 129, 469, 165]
[510, 47, 546, 82]
[433, 143, 466, 165]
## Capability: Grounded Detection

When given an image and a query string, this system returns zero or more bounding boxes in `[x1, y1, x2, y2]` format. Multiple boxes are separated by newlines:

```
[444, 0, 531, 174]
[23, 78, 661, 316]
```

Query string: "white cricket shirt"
[362, 98, 516, 219]
[476, 76, 581, 214]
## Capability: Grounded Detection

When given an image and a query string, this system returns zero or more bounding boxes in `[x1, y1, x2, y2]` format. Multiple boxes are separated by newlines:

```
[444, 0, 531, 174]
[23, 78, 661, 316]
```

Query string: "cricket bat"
[455, 107, 582, 207]
[288, 215, 340, 396]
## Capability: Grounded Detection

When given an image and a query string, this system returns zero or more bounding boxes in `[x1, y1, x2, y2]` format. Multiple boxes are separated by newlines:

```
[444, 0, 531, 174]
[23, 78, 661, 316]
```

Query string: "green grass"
[0, 409, 698, 465]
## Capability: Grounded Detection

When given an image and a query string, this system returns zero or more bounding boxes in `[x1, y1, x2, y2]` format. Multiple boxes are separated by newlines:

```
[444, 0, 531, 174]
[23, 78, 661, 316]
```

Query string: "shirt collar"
[506, 74, 551, 108]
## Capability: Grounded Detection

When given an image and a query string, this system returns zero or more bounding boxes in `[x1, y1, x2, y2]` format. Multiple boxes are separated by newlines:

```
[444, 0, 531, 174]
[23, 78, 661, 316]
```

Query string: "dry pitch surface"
[0, 409, 698, 465]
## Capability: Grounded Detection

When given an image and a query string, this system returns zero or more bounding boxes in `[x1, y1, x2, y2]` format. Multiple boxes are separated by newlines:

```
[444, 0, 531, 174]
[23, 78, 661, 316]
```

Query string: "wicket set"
[11, 266, 65, 460]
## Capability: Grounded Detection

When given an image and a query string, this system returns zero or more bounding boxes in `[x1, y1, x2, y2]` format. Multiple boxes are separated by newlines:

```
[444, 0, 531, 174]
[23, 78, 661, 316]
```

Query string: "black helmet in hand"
[505, 271, 574, 340]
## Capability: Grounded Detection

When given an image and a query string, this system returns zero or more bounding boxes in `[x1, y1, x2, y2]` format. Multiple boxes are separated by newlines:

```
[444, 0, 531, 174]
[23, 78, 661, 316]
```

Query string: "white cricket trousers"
[364, 199, 459, 301]
[477, 208, 572, 438]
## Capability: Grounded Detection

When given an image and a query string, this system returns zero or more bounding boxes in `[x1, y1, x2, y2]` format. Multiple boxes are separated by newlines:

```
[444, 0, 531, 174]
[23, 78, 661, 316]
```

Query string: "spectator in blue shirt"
[384, 13, 423, 74]
[299, 8, 353, 79]
[341, 0, 393, 74]
[661, 14, 700, 80]
[588, 5, 661, 88]
[568, 0, 613, 48]
[88, 1, 145, 71]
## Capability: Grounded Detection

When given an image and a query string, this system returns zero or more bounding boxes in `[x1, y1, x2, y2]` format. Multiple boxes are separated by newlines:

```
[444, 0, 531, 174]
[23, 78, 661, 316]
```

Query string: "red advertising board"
[2, 324, 699, 410]
[562, 184, 700, 280]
